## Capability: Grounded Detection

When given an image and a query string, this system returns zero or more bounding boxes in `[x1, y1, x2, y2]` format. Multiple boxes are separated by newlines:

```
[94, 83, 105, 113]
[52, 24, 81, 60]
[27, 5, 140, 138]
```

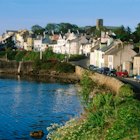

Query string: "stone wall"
[75, 66, 124, 93]
[0, 60, 33, 74]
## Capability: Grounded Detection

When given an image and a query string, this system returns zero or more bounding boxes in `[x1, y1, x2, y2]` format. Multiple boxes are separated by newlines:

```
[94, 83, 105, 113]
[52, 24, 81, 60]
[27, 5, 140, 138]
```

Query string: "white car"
[134, 75, 140, 82]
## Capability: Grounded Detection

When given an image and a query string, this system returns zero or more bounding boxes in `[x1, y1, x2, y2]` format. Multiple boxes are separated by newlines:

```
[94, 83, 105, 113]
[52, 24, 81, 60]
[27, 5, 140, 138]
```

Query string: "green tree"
[113, 26, 132, 42]
[132, 23, 140, 43]
[31, 25, 45, 36]
[58, 23, 79, 33]
[45, 23, 60, 34]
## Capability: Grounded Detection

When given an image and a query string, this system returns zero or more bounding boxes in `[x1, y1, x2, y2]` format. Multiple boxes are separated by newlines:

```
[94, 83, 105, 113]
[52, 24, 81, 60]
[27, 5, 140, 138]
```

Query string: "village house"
[33, 35, 52, 52]
[53, 32, 91, 56]
[104, 42, 136, 74]
[133, 54, 140, 75]
[15, 30, 29, 49]
[53, 34, 66, 54]
[90, 31, 115, 68]
[90, 38, 137, 74]
[0, 30, 17, 44]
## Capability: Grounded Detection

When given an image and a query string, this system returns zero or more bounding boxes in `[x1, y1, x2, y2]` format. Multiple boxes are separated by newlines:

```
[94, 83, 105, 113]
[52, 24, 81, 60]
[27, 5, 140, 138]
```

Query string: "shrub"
[69, 54, 86, 61]
[15, 51, 27, 61]
[55, 62, 75, 73]
[80, 72, 94, 105]
[7, 51, 18, 60]
[23, 51, 39, 61]
[118, 84, 134, 99]
[0, 51, 6, 57]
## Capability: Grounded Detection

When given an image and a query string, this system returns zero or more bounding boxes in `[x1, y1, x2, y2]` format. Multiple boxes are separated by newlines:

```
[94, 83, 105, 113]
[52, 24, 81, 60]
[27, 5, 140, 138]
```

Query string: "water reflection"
[0, 76, 82, 140]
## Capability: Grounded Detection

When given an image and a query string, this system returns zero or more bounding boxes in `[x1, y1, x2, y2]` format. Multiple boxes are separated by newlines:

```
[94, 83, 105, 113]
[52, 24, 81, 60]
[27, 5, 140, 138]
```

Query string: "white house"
[90, 31, 116, 68]
[79, 43, 92, 56]
[34, 39, 42, 51]
[53, 32, 91, 56]
[53, 34, 66, 54]
[90, 48, 105, 68]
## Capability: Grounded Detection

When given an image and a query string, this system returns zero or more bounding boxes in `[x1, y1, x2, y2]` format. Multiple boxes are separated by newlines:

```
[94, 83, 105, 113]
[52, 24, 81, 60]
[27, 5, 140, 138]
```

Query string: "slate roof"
[42, 37, 51, 44]
[100, 42, 115, 52]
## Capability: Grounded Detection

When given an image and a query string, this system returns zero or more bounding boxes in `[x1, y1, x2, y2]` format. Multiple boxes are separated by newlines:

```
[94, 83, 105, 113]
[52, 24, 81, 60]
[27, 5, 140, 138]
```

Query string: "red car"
[116, 70, 128, 77]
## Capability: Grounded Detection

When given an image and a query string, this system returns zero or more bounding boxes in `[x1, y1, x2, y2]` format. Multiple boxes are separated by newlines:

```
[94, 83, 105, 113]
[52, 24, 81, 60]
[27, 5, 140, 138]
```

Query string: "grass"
[47, 72, 140, 140]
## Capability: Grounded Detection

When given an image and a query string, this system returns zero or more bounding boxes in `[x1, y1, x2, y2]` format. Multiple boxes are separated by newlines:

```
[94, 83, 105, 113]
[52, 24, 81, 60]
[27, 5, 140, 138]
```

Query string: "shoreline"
[0, 71, 80, 84]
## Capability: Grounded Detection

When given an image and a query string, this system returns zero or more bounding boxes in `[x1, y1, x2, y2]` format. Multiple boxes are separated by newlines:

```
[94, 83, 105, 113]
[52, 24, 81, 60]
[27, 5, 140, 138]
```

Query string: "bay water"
[0, 76, 82, 140]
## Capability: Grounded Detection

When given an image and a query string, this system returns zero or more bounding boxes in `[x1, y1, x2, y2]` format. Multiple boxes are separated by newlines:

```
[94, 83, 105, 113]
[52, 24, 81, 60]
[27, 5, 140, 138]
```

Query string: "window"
[109, 56, 112, 62]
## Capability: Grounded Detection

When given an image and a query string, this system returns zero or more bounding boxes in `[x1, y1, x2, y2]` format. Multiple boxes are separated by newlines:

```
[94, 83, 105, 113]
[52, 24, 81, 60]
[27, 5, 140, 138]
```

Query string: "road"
[70, 58, 140, 98]
[70, 57, 89, 69]
[118, 77, 140, 99]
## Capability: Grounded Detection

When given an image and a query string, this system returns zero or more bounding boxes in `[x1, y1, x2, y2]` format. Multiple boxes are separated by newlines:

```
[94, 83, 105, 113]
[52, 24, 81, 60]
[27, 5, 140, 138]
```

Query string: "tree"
[31, 25, 45, 36]
[132, 23, 140, 43]
[58, 23, 79, 34]
[45, 23, 60, 35]
[113, 26, 131, 42]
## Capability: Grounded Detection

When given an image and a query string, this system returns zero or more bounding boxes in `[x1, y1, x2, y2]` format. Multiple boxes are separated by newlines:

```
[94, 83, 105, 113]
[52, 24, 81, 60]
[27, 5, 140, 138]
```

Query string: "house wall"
[16, 34, 24, 48]
[104, 55, 109, 67]
[90, 52, 96, 66]
[34, 39, 42, 51]
[113, 46, 136, 71]
[133, 57, 140, 75]
[27, 37, 33, 48]
[80, 44, 92, 56]
[108, 55, 113, 69]
[53, 45, 62, 54]
[98, 51, 104, 68]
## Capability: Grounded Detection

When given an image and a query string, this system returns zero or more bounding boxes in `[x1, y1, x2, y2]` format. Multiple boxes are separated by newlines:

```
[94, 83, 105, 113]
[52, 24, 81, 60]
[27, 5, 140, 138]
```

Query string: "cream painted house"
[15, 30, 29, 49]
[133, 54, 140, 75]
[105, 42, 136, 73]
[90, 38, 136, 74]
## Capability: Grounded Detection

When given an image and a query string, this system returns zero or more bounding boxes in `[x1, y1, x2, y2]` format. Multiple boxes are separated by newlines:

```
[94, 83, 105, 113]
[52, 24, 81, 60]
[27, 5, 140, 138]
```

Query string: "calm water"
[0, 76, 82, 140]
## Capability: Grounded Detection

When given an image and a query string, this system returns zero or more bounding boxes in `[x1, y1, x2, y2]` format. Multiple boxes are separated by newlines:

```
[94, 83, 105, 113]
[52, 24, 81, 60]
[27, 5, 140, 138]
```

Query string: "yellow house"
[26, 37, 33, 51]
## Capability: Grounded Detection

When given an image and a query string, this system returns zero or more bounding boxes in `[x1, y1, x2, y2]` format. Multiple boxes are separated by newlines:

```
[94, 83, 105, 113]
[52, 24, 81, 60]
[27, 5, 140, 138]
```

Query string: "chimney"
[43, 31, 46, 39]
[77, 30, 79, 35]
[68, 29, 71, 33]
[51, 30, 54, 35]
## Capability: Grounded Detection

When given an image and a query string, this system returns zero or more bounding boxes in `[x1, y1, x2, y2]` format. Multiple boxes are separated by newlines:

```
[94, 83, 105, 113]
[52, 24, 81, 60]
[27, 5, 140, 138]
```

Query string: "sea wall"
[75, 66, 124, 93]
[0, 60, 33, 74]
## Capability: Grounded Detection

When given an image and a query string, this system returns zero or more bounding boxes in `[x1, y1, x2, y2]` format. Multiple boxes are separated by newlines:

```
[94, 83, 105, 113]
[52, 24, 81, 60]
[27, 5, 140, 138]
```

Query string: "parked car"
[107, 69, 117, 77]
[89, 65, 98, 71]
[116, 70, 128, 77]
[97, 67, 110, 75]
[134, 75, 140, 82]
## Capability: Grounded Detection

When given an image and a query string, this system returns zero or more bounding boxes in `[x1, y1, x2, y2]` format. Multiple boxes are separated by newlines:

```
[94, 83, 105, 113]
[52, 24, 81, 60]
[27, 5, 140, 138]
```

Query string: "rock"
[30, 130, 44, 138]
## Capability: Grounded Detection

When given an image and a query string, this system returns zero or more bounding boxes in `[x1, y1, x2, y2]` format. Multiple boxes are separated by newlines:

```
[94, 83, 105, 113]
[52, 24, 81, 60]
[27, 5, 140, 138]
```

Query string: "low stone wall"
[75, 66, 124, 93]
[0, 60, 33, 74]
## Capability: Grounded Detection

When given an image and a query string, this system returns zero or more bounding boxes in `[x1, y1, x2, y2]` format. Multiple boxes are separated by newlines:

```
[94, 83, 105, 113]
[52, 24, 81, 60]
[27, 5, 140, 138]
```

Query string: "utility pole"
[40, 50, 42, 60]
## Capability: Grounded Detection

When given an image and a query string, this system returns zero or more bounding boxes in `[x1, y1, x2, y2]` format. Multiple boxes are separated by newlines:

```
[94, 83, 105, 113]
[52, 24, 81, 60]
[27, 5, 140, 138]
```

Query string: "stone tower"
[96, 19, 103, 30]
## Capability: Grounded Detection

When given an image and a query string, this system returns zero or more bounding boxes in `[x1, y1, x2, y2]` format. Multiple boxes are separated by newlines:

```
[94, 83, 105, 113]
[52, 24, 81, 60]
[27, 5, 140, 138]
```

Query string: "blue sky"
[0, 0, 140, 34]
